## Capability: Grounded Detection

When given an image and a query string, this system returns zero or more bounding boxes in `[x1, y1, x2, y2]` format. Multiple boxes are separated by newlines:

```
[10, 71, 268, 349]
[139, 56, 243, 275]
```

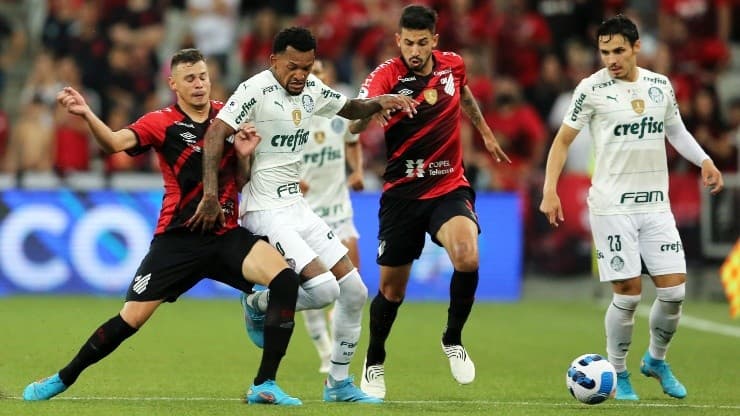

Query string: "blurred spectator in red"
[659, 0, 731, 86]
[459, 46, 495, 113]
[295, 0, 356, 62]
[187, 0, 239, 79]
[490, 0, 552, 97]
[534, 0, 603, 61]
[350, 0, 403, 83]
[53, 56, 95, 173]
[240, 7, 279, 79]
[483, 77, 547, 191]
[2, 96, 55, 173]
[103, 103, 151, 172]
[435, 0, 495, 52]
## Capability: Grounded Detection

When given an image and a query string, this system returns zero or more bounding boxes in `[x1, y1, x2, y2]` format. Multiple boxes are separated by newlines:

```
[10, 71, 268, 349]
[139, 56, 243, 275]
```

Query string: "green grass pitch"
[1, 295, 738, 415]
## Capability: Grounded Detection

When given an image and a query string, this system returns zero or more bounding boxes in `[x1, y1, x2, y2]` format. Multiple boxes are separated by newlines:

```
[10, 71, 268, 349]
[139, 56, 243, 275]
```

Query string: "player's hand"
[186, 194, 225, 233]
[701, 159, 724, 195]
[483, 135, 511, 164]
[57, 86, 90, 117]
[370, 109, 393, 127]
[378, 94, 417, 119]
[233, 123, 261, 158]
[299, 180, 309, 194]
[347, 171, 364, 191]
[539, 192, 564, 228]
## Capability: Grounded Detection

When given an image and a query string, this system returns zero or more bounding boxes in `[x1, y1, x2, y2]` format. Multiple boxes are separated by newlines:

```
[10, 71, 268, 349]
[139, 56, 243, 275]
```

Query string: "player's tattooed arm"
[187, 119, 235, 232]
[460, 86, 510, 163]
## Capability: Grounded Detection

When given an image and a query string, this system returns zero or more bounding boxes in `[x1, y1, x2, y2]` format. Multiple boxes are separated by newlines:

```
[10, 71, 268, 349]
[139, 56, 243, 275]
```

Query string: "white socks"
[328, 269, 367, 383]
[649, 283, 685, 360]
[605, 293, 641, 373]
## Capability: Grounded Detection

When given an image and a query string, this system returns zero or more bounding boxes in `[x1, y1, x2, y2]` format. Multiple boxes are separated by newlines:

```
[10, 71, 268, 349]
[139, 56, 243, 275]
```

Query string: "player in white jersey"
[299, 59, 364, 374]
[540, 15, 723, 402]
[191, 27, 416, 403]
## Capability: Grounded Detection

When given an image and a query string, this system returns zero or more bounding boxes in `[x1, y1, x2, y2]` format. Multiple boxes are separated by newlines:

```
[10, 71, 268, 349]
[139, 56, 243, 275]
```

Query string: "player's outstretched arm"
[338, 94, 417, 120]
[56, 86, 137, 153]
[460, 86, 510, 163]
[539, 124, 579, 228]
[187, 119, 235, 233]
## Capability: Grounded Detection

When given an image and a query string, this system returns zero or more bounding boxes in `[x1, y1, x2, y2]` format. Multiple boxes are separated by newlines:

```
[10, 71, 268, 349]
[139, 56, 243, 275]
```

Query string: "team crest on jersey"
[331, 117, 344, 133]
[610, 255, 625, 272]
[424, 89, 438, 105]
[292, 109, 301, 126]
[648, 87, 664, 103]
[302, 95, 315, 113]
[314, 131, 325, 144]
[631, 99, 645, 114]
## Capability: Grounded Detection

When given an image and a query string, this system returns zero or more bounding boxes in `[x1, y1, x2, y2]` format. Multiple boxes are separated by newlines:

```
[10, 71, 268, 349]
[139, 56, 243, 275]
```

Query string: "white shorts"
[589, 211, 686, 282]
[242, 199, 348, 274]
[325, 217, 359, 242]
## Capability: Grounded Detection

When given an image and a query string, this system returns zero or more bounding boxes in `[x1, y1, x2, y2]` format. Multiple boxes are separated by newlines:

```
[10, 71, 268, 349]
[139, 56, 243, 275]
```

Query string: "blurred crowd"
[0, 0, 738, 270]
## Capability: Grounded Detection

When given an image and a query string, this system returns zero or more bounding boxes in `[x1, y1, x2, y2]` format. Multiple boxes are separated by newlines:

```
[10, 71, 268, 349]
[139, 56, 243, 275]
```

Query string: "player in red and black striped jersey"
[23, 49, 303, 405]
[350, 5, 510, 399]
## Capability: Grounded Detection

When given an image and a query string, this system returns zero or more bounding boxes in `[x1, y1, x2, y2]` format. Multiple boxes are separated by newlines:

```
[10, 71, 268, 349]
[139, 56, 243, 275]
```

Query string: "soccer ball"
[565, 353, 616, 405]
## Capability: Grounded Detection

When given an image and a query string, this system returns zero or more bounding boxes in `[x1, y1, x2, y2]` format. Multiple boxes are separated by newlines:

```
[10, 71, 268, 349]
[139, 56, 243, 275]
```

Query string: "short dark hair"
[170, 48, 205, 69]
[400, 4, 437, 32]
[596, 14, 639, 46]
[273, 26, 317, 54]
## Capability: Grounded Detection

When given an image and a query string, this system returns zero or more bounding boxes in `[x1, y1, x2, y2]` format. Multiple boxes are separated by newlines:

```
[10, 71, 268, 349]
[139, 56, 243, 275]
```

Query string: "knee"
[656, 283, 685, 303]
[303, 272, 340, 309]
[339, 270, 368, 308]
[448, 241, 479, 272]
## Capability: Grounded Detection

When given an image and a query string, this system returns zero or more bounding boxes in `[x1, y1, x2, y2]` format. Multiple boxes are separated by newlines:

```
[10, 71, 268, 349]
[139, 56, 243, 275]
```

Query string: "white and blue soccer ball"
[565, 353, 616, 405]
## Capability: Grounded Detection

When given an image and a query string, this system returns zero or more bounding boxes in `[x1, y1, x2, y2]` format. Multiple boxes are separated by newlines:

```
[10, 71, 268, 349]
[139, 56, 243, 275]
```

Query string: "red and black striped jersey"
[359, 50, 470, 199]
[126, 101, 240, 235]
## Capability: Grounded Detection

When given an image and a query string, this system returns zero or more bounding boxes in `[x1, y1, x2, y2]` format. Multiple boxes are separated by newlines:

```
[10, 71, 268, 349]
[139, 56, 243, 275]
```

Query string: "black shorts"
[125, 227, 263, 302]
[377, 186, 480, 266]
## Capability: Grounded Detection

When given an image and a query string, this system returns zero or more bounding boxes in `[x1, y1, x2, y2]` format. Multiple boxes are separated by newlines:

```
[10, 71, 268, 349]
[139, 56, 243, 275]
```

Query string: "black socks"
[59, 314, 137, 386]
[443, 269, 478, 346]
[366, 291, 403, 366]
[254, 268, 299, 385]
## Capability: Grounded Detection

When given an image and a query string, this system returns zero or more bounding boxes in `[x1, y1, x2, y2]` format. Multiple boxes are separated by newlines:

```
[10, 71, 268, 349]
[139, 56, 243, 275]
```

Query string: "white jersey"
[217, 70, 348, 212]
[563, 67, 682, 215]
[300, 115, 357, 223]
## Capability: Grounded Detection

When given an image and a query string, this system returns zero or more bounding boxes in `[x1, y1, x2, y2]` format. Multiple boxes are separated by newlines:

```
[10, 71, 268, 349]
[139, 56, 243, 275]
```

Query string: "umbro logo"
[398, 88, 414, 96]
[132, 273, 151, 294]
[180, 131, 197, 143]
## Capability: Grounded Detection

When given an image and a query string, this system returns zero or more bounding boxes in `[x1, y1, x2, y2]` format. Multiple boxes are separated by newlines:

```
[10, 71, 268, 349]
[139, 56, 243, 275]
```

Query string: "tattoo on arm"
[337, 99, 381, 120]
[202, 120, 233, 196]
[461, 87, 485, 129]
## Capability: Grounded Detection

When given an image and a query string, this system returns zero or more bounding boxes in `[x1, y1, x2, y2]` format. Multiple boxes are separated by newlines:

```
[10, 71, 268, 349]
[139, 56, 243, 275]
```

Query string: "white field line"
[636, 306, 740, 338]
[5, 396, 740, 409]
